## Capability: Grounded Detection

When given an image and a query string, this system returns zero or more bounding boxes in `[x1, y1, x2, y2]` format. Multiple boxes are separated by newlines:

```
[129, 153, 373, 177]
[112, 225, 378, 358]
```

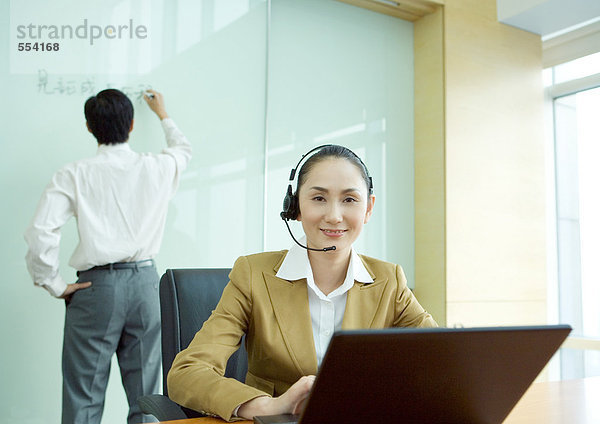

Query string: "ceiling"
[497, 0, 600, 38]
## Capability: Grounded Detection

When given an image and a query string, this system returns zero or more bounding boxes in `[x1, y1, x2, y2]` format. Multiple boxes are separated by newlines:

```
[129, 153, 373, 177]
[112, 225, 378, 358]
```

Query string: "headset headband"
[286, 144, 334, 189]
[286, 144, 372, 194]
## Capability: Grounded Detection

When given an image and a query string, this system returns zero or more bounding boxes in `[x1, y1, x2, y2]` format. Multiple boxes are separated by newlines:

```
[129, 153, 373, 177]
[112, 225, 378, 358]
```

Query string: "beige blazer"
[167, 250, 437, 421]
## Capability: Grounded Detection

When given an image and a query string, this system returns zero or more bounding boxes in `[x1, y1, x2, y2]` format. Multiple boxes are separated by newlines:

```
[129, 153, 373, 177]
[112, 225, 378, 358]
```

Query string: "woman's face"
[297, 157, 375, 255]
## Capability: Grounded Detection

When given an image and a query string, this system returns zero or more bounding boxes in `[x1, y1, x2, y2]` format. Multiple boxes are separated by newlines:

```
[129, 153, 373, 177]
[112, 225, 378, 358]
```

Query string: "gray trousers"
[62, 265, 161, 424]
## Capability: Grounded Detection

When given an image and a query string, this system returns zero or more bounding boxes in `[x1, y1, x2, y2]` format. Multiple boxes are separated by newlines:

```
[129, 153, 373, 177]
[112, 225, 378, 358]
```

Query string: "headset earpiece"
[281, 185, 299, 221]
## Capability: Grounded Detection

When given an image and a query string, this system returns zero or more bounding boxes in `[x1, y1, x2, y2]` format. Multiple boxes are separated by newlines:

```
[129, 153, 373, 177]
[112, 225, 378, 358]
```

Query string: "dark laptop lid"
[293, 325, 571, 424]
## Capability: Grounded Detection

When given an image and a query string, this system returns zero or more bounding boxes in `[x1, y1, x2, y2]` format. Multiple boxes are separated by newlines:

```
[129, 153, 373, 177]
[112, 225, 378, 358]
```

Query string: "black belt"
[82, 259, 155, 273]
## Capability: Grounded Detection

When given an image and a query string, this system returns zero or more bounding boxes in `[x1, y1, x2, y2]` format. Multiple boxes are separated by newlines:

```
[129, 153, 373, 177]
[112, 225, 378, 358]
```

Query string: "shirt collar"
[96, 142, 132, 155]
[276, 237, 374, 285]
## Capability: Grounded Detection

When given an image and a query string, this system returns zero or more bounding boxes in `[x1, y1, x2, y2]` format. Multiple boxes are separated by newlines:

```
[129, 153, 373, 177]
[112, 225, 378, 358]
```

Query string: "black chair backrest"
[159, 268, 248, 397]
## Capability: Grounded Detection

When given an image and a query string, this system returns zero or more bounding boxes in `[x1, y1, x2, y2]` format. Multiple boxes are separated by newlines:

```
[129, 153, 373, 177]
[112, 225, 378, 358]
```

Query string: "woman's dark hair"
[296, 145, 373, 195]
[84, 89, 134, 145]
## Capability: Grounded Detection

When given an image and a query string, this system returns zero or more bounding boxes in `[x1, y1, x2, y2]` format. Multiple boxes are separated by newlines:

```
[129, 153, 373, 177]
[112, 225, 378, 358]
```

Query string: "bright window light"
[554, 52, 600, 84]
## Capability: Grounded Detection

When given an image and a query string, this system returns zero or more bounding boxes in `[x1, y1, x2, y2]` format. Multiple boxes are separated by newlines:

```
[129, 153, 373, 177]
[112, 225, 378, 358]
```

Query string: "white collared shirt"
[24, 118, 192, 297]
[276, 239, 373, 365]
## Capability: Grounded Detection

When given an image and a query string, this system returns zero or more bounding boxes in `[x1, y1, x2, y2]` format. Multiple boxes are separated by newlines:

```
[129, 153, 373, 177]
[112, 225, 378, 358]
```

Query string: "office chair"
[137, 268, 248, 421]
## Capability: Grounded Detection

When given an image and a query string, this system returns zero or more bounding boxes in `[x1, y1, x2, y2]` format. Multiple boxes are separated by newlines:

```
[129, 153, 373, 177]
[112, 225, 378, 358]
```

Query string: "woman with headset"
[168, 145, 437, 421]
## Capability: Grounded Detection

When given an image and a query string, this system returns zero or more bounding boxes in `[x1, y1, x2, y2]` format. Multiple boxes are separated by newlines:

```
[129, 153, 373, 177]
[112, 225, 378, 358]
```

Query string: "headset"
[280, 144, 373, 252]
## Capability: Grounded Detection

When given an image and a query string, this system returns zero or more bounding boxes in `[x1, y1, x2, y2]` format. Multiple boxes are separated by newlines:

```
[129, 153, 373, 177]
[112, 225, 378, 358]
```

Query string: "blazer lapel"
[341, 259, 388, 329]
[263, 273, 318, 376]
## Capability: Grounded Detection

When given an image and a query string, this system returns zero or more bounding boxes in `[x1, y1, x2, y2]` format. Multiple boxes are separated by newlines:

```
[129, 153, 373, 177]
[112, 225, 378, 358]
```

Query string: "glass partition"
[1, 0, 414, 421]
[265, 0, 415, 280]
[3, 1, 268, 422]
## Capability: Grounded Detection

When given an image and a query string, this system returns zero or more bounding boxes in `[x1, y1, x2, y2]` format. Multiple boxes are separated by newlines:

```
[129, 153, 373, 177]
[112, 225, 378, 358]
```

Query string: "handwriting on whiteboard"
[37, 69, 151, 102]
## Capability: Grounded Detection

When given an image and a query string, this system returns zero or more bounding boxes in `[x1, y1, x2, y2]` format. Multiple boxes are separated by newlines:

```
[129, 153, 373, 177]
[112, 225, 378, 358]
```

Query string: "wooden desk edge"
[158, 377, 600, 424]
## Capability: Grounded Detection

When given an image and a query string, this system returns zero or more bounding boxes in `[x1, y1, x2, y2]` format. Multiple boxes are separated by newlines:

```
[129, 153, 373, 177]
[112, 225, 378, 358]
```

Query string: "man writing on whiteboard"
[24, 89, 192, 424]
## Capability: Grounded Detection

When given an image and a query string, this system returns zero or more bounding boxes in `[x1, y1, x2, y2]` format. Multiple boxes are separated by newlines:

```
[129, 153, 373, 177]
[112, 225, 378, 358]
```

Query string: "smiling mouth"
[321, 229, 347, 236]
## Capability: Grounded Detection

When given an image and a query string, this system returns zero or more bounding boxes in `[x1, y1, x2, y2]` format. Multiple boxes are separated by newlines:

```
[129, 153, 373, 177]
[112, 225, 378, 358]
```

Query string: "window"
[547, 53, 600, 379]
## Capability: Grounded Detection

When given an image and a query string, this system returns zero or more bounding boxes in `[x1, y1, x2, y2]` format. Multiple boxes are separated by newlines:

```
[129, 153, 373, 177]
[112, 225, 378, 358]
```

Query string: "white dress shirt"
[276, 239, 374, 365]
[24, 118, 192, 297]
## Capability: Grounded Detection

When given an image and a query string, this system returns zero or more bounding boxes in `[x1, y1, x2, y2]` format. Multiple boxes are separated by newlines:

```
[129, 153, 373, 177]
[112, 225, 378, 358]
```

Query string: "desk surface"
[158, 376, 600, 424]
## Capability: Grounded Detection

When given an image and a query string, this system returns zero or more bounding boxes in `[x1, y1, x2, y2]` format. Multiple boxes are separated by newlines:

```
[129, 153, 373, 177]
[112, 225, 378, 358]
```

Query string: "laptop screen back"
[297, 325, 571, 424]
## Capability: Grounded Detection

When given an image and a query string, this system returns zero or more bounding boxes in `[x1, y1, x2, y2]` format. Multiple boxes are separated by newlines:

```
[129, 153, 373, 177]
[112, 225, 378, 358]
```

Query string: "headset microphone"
[280, 215, 336, 252]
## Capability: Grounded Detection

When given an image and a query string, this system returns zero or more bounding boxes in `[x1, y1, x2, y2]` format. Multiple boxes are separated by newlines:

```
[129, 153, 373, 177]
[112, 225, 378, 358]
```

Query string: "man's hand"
[144, 89, 169, 120]
[237, 375, 316, 419]
[60, 281, 92, 303]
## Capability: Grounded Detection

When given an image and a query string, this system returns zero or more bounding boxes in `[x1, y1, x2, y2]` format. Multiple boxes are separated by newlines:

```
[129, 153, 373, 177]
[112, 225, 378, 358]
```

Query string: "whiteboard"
[0, 0, 414, 422]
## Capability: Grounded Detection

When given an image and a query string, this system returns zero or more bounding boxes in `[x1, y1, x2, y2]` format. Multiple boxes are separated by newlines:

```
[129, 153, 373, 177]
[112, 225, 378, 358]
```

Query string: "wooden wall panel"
[413, 0, 546, 327]
[414, 8, 447, 325]
[340, 0, 547, 327]
[443, 0, 546, 326]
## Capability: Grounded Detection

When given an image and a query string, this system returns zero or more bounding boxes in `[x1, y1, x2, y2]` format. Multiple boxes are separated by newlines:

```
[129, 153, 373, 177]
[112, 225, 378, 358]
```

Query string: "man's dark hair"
[84, 89, 134, 145]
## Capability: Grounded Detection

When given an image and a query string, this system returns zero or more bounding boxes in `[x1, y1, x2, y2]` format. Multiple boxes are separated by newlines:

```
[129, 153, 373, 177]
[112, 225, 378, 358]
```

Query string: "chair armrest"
[137, 394, 189, 421]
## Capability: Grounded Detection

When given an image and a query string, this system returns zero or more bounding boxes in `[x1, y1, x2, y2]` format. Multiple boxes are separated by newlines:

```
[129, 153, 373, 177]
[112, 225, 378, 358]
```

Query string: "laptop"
[253, 325, 571, 424]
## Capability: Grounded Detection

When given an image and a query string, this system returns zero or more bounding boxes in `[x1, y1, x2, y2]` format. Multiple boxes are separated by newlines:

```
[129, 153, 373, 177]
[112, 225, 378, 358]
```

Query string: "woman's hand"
[237, 375, 316, 419]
